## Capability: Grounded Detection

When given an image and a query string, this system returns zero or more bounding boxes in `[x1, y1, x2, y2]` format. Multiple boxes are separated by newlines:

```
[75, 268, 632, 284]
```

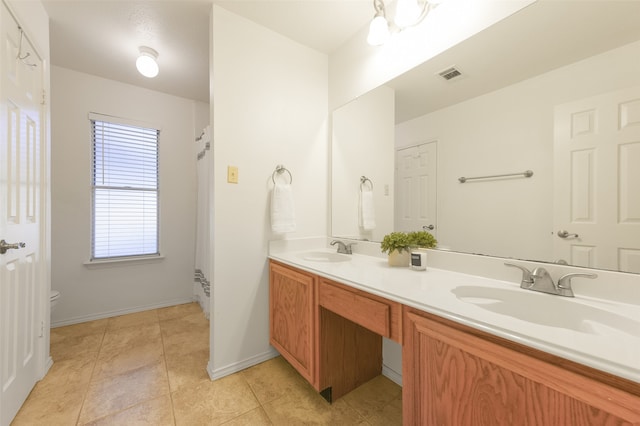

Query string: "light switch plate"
[227, 166, 238, 183]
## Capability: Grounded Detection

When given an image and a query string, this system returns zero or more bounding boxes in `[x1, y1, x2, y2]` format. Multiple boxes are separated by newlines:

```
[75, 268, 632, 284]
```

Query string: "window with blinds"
[91, 115, 159, 260]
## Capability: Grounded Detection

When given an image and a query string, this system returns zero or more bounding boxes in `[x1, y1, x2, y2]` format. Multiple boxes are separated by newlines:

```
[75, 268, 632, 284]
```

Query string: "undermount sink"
[298, 251, 352, 263]
[452, 286, 640, 337]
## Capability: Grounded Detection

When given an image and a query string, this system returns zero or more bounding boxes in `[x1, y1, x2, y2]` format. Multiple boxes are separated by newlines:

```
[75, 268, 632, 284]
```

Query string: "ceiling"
[387, 0, 640, 122]
[41, 0, 373, 103]
[41, 1, 640, 115]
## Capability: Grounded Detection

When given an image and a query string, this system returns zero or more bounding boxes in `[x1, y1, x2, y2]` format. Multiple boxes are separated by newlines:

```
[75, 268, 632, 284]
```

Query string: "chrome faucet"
[529, 267, 558, 295]
[505, 263, 597, 297]
[504, 263, 533, 288]
[556, 273, 598, 297]
[330, 240, 355, 254]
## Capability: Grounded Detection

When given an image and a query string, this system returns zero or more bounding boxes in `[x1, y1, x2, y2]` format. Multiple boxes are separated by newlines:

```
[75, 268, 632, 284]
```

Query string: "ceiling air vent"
[438, 66, 462, 81]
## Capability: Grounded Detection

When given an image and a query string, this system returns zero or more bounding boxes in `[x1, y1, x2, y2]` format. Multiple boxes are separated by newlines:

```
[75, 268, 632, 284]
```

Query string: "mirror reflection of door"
[395, 141, 437, 237]
[554, 86, 640, 273]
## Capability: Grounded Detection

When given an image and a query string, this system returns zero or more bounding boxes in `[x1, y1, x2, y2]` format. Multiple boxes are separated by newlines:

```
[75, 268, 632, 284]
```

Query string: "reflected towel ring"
[272, 165, 292, 184]
[360, 176, 373, 191]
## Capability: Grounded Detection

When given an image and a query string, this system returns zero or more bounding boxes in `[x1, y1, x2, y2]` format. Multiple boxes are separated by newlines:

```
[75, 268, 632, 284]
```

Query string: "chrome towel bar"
[458, 169, 533, 183]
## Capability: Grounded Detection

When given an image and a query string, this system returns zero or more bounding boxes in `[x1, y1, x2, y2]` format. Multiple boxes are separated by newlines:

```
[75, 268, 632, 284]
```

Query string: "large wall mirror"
[331, 1, 640, 274]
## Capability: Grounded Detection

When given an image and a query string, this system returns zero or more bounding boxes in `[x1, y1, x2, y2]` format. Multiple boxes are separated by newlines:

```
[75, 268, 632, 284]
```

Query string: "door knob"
[557, 230, 579, 239]
[0, 240, 26, 254]
[423, 225, 434, 231]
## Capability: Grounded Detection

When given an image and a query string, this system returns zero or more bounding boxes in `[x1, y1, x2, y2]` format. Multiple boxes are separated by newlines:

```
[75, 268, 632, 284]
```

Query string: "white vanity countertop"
[269, 248, 640, 385]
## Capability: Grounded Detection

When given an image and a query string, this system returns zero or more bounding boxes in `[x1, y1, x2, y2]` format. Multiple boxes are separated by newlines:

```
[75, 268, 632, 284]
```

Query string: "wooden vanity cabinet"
[269, 261, 317, 387]
[317, 278, 402, 401]
[269, 261, 402, 401]
[403, 306, 640, 425]
[270, 260, 640, 422]
[318, 278, 402, 344]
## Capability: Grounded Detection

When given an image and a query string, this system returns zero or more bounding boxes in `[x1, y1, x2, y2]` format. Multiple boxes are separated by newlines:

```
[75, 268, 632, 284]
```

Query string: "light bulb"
[367, 15, 390, 46]
[395, 0, 421, 27]
[136, 47, 159, 78]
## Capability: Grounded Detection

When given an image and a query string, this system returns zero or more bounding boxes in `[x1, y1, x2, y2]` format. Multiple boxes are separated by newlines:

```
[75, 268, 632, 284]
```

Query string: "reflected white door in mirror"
[554, 85, 640, 274]
[395, 141, 437, 236]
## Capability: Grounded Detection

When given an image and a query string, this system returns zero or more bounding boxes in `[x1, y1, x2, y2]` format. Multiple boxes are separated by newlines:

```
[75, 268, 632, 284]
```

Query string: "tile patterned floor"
[13, 302, 402, 425]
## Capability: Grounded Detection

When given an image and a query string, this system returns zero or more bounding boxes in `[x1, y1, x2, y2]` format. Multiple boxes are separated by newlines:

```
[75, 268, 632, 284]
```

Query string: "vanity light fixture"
[394, 0, 423, 28]
[367, 0, 391, 46]
[136, 46, 159, 78]
[367, 0, 445, 46]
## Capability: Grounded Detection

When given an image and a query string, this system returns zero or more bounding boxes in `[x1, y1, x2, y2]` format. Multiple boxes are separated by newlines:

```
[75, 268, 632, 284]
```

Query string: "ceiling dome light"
[136, 46, 159, 78]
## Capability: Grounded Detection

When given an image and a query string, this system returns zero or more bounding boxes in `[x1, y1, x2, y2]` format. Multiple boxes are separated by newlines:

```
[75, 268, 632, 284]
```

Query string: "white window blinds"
[91, 115, 159, 260]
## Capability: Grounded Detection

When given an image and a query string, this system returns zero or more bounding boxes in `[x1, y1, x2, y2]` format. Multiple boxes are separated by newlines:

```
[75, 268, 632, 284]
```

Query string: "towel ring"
[360, 176, 373, 191]
[272, 165, 292, 184]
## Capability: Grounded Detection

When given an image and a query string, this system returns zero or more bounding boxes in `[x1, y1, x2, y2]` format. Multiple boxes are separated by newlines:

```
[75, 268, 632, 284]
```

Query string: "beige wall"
[209, 6, 329, 377]
[50, 66, 199, 325]
[332, 85, 395, 242]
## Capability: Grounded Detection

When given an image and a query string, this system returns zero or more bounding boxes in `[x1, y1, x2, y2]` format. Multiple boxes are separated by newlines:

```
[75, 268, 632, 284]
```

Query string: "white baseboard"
[382, 363, 403, 387]
[42, 356, 53, 380]
[207, 348, 280, 380]
[206, 350, 402, 390]
[194, 294, 210, 320]
[51, 297, 196, 328]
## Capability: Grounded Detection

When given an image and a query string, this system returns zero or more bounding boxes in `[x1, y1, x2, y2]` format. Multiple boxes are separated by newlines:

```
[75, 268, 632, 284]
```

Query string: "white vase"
[388, 249, 410, 267]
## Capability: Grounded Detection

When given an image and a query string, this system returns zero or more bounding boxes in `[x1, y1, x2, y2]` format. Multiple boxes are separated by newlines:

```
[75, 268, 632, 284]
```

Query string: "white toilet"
[50, 290, 61, 311]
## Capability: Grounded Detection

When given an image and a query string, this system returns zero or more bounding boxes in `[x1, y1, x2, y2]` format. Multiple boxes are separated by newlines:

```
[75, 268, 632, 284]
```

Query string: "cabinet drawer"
[318, 279, 401, 343]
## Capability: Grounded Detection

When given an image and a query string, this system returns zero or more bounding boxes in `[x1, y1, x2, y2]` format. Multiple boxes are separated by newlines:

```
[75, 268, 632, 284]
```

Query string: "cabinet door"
[269, 262, 316, 386]
[403, 307, 640, 426]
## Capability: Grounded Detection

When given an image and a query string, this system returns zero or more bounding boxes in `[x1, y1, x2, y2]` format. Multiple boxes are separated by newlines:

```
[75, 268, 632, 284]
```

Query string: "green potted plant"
[380, 231, 412, 267]
[381, 231, 438, 267]
[407, 231, 437, 249]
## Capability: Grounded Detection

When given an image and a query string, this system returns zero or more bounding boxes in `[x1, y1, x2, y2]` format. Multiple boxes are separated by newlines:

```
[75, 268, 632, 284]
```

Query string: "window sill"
[84, 255, 165, 268]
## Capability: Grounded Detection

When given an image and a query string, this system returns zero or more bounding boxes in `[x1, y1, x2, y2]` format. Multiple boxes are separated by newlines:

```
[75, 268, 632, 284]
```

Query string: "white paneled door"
[1, 5, 45, 425]
[554, 86, 640, 273]
[395, 141, 437, 235]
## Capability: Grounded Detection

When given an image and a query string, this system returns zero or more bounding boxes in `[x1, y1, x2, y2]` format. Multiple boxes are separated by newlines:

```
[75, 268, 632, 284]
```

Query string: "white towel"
[271, 182, 296, 233]
[359, 189, 376, 230]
